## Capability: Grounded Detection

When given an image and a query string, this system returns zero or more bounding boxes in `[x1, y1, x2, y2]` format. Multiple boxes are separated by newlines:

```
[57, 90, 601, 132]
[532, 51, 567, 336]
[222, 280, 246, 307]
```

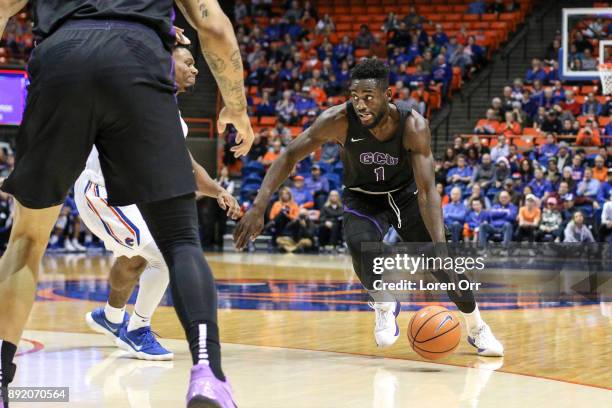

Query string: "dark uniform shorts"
[343, 183, 431, 243]
[1, 19, 195, 208]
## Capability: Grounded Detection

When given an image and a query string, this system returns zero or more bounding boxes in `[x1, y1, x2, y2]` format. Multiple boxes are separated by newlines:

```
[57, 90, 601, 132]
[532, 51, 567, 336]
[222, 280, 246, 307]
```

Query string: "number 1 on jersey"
[374, 166, 385, 181]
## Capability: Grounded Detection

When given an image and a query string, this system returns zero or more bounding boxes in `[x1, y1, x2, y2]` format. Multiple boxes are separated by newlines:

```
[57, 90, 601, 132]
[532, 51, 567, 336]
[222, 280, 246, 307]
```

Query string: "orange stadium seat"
[481, 14, 498, 22]
[260, 116, 276, 126]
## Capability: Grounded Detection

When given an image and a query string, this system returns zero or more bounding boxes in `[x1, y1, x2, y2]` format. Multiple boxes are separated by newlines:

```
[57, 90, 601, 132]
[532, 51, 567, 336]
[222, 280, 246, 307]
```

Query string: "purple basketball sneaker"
[186, 364, 236, 408]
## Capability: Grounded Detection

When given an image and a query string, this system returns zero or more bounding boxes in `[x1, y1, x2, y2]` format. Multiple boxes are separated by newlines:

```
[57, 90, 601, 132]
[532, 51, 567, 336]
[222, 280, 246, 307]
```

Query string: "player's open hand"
[217, 190, 241, 220]
[233, 208, 264, 249]
[217, 107, 255, 159]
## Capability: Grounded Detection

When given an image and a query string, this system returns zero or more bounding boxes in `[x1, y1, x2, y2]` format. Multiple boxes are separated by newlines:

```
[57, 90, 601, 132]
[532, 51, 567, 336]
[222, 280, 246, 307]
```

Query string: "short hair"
[350, 58, 389, 88]
[172, 44, 193, 54]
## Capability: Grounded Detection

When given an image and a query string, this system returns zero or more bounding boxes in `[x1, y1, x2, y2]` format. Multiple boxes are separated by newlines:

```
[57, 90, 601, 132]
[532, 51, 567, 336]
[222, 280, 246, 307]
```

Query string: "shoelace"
[137, 328, 161, 348]
[369, 302, 391, 330]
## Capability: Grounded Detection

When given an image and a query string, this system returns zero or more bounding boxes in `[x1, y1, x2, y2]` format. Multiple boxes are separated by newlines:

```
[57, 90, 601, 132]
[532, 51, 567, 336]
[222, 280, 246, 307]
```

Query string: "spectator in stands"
[539, 110, 562, 134]
[538, 133, 558, 163]
[318, 190, 343, 250]
[355, 25, 376, 50]
[275, 90, 296, 124]
[582, 93, 602, 116]
[536, 197, 563, 242]
[516, 194, 541, 242]
[234, 0, 248, 21]
[560, 166, 576, 193]
[247, 132, 268, 163]
[563, 211, 594, 242]
[519, 158, 533, 184]
[403, 5, 425, 28]
[499, 111, 522, 137]
[438, 182, 450, 206]
[490, 135, 509, 162]
[444, 187, 468, 243]
[495, 178, 520, 206]
[529, 167, 553, 200]
[576, 120, 602, 147]
[576, 168, 601, 208]
[520, 89, 538, 119]
[271, 121, 293, 145]
[545, 156, 560, 183]
[276, 208, 315, 253]
[599, 191, 612, 243]
[446, 155, 473, 192]
[560, 119, 576, 136]
[465, 198, 489, 242]
[467, 0, 487, 14]
[489, 97, 504, 120]
[294, 87, 318, 116]
[592, 155, 608, 182]
[471, 153, 495, 192]
[305, 164, 329, 209]
[320, 141, 340, 165]
[541, 88, 556, 110]
[291, 176, 314, 209]
[479, 191, 517, 247]
[262, 139, 284, 168]
[545, 39, 562, 64]
[382, 12, 399, 33]
[256, 91, 276, 117]
[580, 49, 597, 71]
[570, 155, 585, 182]
[465, 183, 491, 209]
[555, 142, 572, 170]
[557, 180, 576, 217]
[315, 14, 335, 34]
[525, 58, 548, 84]
[432, 54, 452, 97]
[284, 0, 303, 21]
[474, 109, 500, 135]
[573, 32, 594, 54]
[493, 160, 512, 192]
[561, 90, 581, 117]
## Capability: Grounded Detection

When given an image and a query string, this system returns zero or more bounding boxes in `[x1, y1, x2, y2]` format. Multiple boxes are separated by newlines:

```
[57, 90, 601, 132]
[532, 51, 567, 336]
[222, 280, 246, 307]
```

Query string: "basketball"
[407, 306, 461, 360]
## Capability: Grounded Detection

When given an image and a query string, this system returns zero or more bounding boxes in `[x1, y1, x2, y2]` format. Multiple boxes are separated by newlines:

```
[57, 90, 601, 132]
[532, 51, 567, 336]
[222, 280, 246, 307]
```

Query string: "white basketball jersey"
[82, 115, 189, 186]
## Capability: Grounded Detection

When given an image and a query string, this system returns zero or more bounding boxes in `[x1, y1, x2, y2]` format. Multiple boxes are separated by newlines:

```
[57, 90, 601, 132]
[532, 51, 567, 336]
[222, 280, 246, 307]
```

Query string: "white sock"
[461, 305, 484, 333]
[104, 302, 126, 324]
[127, 312, 150, 332]
[130, 252, 169, 332]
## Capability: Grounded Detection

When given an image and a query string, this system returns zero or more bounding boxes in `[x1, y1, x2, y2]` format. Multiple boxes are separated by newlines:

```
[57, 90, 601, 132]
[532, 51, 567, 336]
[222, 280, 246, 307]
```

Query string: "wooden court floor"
[11, 253, 612, 407]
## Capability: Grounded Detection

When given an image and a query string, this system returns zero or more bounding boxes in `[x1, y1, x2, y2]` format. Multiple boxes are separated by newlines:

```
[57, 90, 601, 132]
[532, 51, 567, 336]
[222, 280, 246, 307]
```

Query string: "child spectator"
[465, 198, 490, 242]
[444, 187, 469, 243]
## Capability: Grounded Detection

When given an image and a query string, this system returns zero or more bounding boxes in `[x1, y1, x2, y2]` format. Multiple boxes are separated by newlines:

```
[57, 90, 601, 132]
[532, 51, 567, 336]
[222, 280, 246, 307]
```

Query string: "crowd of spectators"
[0, 9, 32, 65]
[442, 33, 612, 246]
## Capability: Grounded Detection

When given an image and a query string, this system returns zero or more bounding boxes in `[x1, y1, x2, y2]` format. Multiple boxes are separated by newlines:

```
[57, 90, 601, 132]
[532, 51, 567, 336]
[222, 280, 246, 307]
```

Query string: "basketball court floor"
[13, 252, 612, 407]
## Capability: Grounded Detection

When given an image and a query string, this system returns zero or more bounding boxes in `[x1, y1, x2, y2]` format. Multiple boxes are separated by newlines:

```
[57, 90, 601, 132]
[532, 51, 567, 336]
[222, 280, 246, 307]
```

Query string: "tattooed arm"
[0, 0, 27, 38]
[175, 0, 254, 157]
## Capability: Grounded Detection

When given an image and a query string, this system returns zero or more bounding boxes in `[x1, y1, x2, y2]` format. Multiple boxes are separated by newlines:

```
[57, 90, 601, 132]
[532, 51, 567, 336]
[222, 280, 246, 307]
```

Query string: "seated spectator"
[545, 157, 560, 185]
[570, 155, 585, 182]
[576, 168, 601, 207]
[284, 0, 303, 21]
[471, 153, 495, 192]
[525, 58, 548, 84]
[234, 0, 248, 20]
[271, 121, 293, 145]
[334, 36, 354, 62]
[444, 187, 468, 243]
[519, 158, 534, 184]
[446, 155, 473, 191]
[305, 164, 330, 209]
[520, 89, 538, 119]
[540, 88, 556, 110]
[433, 24, 449, 46]
[262, 140, 284, 167]
[381, 12, 399, 33]
[529, 168, 553, 199]
[267, 186, 299, 237]
[474, 109, 500, 135]
[580, 49, 597, 71]
[247, 132, 268, 162]
[467, 0, 487, 14]
[465, 183, 491, 209]
[556, 142, 572, 170]
[561, 90, 582, 117]
[431, 55, 452, 96]
[465, 198, 490, 242]
[490, 97, 504, 121]
[498, 111, 522, 136]
[538, 110, 561, 134]
[403, 5, 426, 28]
[294, 87, 318, 116]
[581, 93, 602, 116]
[597, 171, 612, 205]
[315, 14, 335, 34]
[516, 194, 541, 242]
[318, 190, 343, 249]
[573, 32, 594, 54]
[560, 119, 576, 136]
[538, 133, 559, 164]
[354, 25, 376, 49]
[599, 191, 612, 243]
[490, 136, 509, 162]
[536, 197, 563, 242]
[576, 123, 602, 147]
[479, 191, 518, 247]
[276, 208, 316, 253]
[438, 182, 450, 206]
[255, 91, 276, 117]
[291, 176, 314, 209]
[563, 211, 595, 242]
[275, 90, 297, 124]
[592, 155, 608, 182]
[320, 141, 340, 164]
[493, 160, 512, 192]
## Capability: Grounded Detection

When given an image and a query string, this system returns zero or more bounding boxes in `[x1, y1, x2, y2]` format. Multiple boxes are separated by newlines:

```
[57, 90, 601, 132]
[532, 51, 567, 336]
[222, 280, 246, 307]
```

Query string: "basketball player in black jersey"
[0, 1, 250, 407]
[235, 59, 503, 357]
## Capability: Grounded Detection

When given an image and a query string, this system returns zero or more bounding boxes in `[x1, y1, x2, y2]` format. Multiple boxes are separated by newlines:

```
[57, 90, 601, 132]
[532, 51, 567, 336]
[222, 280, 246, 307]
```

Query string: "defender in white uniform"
[76, 45, 240, 360]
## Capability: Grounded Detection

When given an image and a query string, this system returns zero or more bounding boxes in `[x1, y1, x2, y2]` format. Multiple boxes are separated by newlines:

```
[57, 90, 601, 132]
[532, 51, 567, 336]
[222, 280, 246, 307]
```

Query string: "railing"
[430, 104, 452, 154]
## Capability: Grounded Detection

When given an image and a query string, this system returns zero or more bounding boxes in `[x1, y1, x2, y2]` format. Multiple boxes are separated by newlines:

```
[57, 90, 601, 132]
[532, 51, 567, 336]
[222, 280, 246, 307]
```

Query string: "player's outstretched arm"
[233, 104, 347, 249]
[175, 0, 253, 158]
[0, 0, 27, 38]
[189, 153, 240, 219]
[405, 110, 445, 243]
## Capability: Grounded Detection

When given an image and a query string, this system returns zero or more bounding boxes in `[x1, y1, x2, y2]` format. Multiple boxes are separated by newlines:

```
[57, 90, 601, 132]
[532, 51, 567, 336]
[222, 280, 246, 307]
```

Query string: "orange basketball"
[407, 306, 461, 360]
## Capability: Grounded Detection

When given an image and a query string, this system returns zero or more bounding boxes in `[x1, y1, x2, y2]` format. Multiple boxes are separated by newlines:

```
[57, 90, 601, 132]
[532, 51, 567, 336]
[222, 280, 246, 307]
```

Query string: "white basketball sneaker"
[369, 301, 401, 348]
[467, 323, 504, 357]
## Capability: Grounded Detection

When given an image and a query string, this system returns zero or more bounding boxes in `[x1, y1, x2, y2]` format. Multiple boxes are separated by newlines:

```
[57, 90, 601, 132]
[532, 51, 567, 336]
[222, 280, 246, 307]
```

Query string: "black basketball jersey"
[342, 101, 414, 193]
[31, 0, 175, 49]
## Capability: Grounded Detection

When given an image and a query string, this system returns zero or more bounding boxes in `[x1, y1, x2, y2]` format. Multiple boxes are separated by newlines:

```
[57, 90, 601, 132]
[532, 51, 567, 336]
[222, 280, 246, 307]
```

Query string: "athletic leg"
[0, 202, 62, 400]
